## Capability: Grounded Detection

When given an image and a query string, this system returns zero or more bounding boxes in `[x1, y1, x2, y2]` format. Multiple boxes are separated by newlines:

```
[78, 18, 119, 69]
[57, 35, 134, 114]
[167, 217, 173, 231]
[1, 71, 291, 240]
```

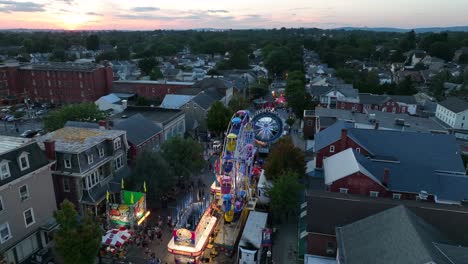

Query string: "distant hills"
[335, 26, 468, 33]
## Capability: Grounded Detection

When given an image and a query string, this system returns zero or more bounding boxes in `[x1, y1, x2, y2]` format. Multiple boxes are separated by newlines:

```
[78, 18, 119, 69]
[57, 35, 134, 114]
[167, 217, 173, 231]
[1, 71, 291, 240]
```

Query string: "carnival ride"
[211, 109, 284, 254]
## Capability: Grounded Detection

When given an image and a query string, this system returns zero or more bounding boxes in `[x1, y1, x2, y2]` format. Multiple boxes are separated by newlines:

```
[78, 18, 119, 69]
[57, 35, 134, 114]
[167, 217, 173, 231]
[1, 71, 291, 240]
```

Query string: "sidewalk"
[272, 223, 299, 264]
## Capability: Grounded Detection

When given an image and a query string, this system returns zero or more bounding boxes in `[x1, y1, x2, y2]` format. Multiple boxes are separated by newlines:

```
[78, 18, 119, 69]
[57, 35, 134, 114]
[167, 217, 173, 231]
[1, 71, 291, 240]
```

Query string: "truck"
[237, 211, 268, 264]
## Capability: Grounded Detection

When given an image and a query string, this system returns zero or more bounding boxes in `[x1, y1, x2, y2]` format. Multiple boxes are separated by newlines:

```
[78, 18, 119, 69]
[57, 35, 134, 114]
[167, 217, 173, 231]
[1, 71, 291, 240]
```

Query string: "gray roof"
[345, 129, 466, 201]
[334, 84, 358, 98]
[315, 120, 353, 151]
[389, 95, 417, 104]
[309, 86, 332, 97]
[191, 89, 224, 110]
[115, 106, 184, 126]
[359, 93, 389, 105]
[113, 114, 162, 146]
[336, 205, 466, 264]
[20, 62, 102, 72]
[65, 121, 100, 129]
[160, 94, 194, 109]
[307, 190, 468, 246]
[438, 97, 468, 113]
[37, 127, 126, 153]
[433, 243, 468, 264]
[0, 139, 49, 187]
[192, 78, 228, 89]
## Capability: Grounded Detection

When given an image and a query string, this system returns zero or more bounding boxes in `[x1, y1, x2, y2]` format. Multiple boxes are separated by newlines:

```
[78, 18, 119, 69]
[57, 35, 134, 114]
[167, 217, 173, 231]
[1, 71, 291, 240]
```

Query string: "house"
[336, 205, 468, 264]
[111, 61, 140, 81]
[162, 68, 183, 81]
[36, 127, 129, 215]
[310, 84, 359, 109]
[405, 50, 427, 66]
[318, 128, 467, 204]
[453, 47, 468, 62]
[435, 97, 468, 129]
[160, 94, 194, 110]
[180, 88, 227, 136]
[304, 190, 468, 258]
[0, 136, 57, 264]
[394, 70, 424, 84]
[95, 93, 127, 114]
[114, 106, 185, 143]
[345, 93, 417, 115]
[112, 80, 194, 102]
[112, 114, 163, 163]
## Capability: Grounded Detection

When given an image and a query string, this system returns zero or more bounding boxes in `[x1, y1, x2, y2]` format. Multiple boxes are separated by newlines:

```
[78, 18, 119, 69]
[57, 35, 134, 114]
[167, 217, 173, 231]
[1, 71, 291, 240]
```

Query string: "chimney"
[121, 100, 128, 110]
[374, 122, 380, 130]
[383, 168, 390, 187]
[98, 120, 106, 130]
[44, 140, 56, 161]
[340, 128, 348, 150]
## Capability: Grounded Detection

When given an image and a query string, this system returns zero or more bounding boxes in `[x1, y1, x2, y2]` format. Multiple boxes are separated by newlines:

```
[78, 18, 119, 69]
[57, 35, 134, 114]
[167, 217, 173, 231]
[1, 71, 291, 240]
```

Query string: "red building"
[336, 93, 417, 115]
[0, 62, 113, 104]
[112, 80, 194, 101]
[315, 122, 467, 204]
[0, 64, 21, 103]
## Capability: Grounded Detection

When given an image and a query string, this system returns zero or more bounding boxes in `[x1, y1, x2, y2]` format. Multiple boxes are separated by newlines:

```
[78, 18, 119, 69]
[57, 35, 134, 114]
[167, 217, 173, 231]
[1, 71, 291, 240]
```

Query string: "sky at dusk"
[0, 0, 467, 30]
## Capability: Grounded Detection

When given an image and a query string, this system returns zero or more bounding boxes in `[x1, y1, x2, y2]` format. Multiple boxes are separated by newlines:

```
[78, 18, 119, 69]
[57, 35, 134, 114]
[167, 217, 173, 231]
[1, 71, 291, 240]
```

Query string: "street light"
[266, 249, 272, 264]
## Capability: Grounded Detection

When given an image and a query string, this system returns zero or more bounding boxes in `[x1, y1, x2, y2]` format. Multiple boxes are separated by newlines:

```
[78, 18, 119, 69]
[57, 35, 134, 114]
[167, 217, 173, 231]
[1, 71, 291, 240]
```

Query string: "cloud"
[206, 9, 228, 13]
[130, 6, 159, 12]
[0, 0, 45, 12]
[86, 11, 102, 16]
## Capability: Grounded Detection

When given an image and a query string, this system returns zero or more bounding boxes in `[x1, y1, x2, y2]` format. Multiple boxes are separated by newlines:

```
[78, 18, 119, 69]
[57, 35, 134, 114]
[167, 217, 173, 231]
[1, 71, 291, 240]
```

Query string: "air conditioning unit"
[326, 247, 336, 255]
[418, 190, 428, 200]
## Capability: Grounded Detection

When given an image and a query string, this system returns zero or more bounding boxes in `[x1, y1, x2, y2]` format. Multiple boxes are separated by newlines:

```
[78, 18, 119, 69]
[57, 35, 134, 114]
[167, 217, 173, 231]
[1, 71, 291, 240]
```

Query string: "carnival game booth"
[107, 190, 150, 228]
[167, 195, 217, 264]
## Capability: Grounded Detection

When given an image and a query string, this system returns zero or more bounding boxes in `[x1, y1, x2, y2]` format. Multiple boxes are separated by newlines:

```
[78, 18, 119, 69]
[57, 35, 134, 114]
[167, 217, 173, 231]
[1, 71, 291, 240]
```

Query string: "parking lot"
[0, 118, 44, 137]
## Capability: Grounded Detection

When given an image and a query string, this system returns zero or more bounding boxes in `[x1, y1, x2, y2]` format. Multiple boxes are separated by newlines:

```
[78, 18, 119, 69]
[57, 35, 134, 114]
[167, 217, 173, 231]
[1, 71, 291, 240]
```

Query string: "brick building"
[112, 80, 194, 101]
[0, 62, 113, 104]
[336, 93, 418, 115]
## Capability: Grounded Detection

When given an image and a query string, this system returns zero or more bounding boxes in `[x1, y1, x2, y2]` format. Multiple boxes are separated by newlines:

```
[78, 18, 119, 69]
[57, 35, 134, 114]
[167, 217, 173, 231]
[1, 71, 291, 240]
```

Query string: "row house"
[0, 136, 57, 264]
[336, 93, 418, 115]
[315, 121, 467, 204]
[36, 127, 129, 215]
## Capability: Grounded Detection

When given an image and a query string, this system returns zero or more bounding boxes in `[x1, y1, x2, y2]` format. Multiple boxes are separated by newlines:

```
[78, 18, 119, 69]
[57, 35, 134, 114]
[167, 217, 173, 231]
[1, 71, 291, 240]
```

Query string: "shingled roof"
[438, 97, 468, 113]
[336, 205, 468, 264]
[112, 114, 162, 146]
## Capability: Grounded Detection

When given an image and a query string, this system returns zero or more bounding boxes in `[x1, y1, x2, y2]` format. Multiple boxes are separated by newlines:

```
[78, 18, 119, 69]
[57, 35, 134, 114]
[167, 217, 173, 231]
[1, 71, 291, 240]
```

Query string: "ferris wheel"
[251, 112, 284, 143]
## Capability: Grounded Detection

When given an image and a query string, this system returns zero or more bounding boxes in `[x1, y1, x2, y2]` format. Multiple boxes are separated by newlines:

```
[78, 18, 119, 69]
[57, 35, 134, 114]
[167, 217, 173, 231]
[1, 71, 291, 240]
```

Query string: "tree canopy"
[285, 71, 308, 117]
[228, 95, 250, 112]
[138, 57, 158, 75]
[54, 200, 102, 264]
[268, 171, 303, 222]
[85, 34, 100, 51]
[161, 137, 205, 181]
[43, 103, 107, 131]
[129, 151, 176, 205]
[264, 137, 305, 181]
[249, 78, 269, 99]
[206, 101, 233, 135]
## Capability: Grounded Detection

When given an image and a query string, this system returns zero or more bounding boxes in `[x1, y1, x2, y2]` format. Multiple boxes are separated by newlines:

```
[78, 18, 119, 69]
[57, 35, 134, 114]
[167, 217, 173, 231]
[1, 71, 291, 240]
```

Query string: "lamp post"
[266, 249, 272, 264]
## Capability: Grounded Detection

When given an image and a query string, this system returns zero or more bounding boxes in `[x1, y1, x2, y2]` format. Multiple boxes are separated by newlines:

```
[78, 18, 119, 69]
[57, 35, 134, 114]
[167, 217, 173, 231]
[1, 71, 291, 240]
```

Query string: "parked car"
[20, 129, 38, 138]
[36, 109, 48, 115]
[4, 115, 16, 122]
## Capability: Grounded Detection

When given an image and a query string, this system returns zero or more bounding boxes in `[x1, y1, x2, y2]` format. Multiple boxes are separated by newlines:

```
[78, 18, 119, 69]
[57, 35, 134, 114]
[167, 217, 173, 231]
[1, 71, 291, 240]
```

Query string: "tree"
[161, 137, 205, 181]
[228, 50, 250, 69]
[116, 45, 130, 60]
[264, 47, 291, 76]
[95, 51, 118, 62]
[429, 41, 454, 61]
[249, 78, 269, 99]
[228, 95, 249, 112]
[264, 137, 305, 181]
[285, 79, 306, 117]
[206, 101, 232, 135]
[43, 103, 107, 131]
[86, 35, 100, 51]
[149, 68, 164, 80]
[135, 96, 150, 106]
[129, 151, 176, 205]
[395, 76, 418, 95]
[54, 200, 101, 264]
[138, 57, 158, 75]
[267, 171, 303, 222]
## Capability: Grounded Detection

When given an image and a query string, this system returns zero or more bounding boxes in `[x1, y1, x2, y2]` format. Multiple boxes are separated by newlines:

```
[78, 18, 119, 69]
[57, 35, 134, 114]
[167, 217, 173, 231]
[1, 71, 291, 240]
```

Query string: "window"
[87, 154, 93, 164]
[329, 145, 335, 153]
[463, 116, 466, 121]
[86, 171, 99, 189]
[23, 208, 35, 228]
[0, 162, 10, 180]
[307, 120, 313, 126]
[0, 223, 11, 243]
[64, 159, 71, 169]
[19, 185, 29, 201]
[356, 148, 361, 153]
[63, 178, 70, 192]
[18, 153, 30, 171]
[114, 138, 122, 150]
[98, 166, 107, 181]
[114, 155, 124, 171]
[99, 148, 105, 158]
[339, 188, 348, 194]
[370, 191, 379, 198]
[393, 193, 402, 200]
[0, 196, 3, 212]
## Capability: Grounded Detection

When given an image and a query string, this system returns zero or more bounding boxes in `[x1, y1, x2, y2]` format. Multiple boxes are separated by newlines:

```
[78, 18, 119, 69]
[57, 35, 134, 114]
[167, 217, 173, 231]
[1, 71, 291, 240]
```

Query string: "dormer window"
[87, 154, 94, 165]
[329, 145, 335, 153]
[18, 152, 30, 171]
[114, 138, 122, 150]
[0, 161, 10, 180]
[99, 148, 105, 158]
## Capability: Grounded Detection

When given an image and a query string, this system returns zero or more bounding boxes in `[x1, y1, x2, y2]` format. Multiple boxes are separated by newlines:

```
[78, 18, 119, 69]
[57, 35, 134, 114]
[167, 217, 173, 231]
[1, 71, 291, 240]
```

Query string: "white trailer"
[237, 211, 268, 264]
